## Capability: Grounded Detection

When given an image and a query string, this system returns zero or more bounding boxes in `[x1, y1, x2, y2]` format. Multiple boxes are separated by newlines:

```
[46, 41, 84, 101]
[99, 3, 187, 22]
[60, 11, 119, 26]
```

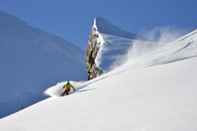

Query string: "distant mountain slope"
[0, 11, 86, 118]
[95, 17, 137, 39]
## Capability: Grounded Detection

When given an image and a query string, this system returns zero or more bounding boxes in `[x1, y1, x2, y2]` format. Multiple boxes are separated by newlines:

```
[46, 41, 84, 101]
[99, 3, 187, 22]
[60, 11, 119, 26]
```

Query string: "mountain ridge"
[94, 17, 138, 39]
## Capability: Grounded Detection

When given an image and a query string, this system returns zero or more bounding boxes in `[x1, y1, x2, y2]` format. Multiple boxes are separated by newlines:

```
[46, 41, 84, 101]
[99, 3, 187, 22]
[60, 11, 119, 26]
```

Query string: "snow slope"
[0, 29, 197, 131]
[1, 55, 197, 131]
[0, 11, 86, 118]
[124, 29, 197, 68]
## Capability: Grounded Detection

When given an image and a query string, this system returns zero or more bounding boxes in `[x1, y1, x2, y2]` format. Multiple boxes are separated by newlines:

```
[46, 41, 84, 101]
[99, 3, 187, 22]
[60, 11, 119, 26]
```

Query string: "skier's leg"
[61, 90, 67, 96]
[62, 88, 68, 95]
[88, 75, 91, 80]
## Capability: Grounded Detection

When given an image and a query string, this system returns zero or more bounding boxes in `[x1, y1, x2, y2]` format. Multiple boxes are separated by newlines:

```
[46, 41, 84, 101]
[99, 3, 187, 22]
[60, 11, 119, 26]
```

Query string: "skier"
[61, 81, 76, 96]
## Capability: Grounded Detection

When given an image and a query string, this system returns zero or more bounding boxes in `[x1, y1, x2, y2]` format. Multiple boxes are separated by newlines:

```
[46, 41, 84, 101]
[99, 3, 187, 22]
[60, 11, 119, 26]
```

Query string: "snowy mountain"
[0, 28, 197, 130]
[87, 18, 196, 74]
[0, 11, 87, 118]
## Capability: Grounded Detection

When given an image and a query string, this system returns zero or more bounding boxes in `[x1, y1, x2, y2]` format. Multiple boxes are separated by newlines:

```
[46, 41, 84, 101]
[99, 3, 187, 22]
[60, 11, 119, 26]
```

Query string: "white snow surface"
[1, 29, 197, 131]
[1, 56, 197, 131]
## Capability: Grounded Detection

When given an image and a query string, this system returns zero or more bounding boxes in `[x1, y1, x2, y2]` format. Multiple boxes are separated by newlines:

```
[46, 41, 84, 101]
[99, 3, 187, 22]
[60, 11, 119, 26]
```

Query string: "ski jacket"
[63, 83, 74, 91]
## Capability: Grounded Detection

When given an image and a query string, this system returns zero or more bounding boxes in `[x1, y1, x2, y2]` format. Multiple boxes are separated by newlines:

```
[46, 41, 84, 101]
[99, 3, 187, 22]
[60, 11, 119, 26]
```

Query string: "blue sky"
[0, 0, 196, 48]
